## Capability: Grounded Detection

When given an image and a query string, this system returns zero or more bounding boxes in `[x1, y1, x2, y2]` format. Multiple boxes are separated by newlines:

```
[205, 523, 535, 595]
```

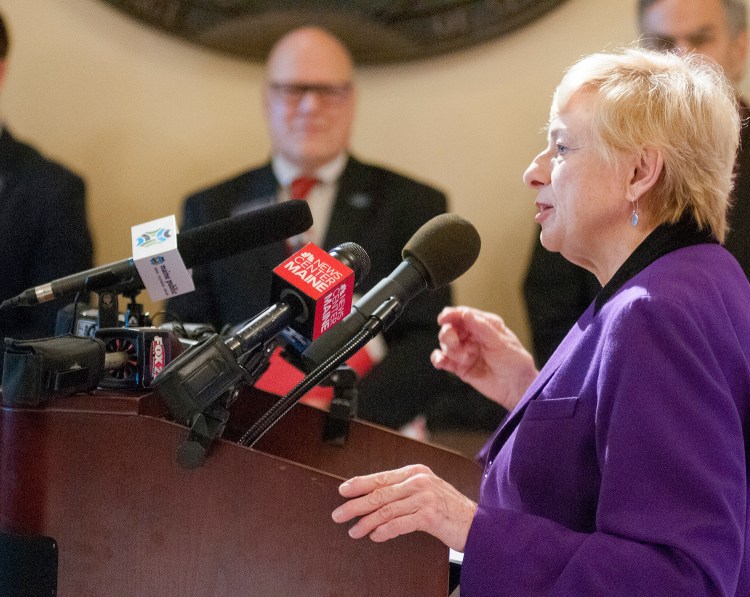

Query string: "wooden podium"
[0, 386, 481, 596]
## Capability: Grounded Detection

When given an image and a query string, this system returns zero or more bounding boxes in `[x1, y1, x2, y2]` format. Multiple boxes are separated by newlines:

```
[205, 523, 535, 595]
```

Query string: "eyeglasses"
[641, 35, 677, 53]
[268, 82, 352, 105]
[641, 33, 715, 53]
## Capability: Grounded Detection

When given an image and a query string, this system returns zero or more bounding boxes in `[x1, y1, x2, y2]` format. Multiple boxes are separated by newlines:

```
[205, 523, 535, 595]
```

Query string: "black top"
[595, 216, 716, 313]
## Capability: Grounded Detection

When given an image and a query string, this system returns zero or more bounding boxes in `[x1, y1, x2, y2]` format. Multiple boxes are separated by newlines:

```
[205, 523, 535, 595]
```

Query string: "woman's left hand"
[331, 464, 477, 552]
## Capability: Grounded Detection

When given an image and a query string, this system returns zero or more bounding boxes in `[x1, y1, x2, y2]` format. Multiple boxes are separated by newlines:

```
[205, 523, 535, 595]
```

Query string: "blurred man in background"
[167, 27, 507, 436]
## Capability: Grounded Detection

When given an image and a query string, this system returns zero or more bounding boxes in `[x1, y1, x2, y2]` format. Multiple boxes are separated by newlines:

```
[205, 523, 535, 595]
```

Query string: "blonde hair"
[552, 48, 740, 241]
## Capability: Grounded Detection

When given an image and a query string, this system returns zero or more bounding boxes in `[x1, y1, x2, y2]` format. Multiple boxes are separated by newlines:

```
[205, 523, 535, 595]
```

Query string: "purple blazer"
[462, 240, 750, 595]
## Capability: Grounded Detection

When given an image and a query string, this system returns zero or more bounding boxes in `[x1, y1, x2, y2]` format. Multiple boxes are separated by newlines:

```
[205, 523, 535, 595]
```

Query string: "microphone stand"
[122, 288, 152, 328]
[69, 274, 152, 334]
[321, 365, 358, 446]
[175, 340, 275, 469]
[78, 267, 143, 330]
[238, 297, 400, 448]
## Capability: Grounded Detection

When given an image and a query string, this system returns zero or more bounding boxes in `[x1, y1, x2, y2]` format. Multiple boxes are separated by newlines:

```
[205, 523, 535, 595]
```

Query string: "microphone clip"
[320, 365, 358, 446]
[152, 332, 277, 468]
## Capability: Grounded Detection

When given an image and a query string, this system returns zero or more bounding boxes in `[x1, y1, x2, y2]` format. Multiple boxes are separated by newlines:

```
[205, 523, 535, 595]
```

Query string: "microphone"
[151, 242, 370, 467]
[300, 213, 481, 371]
[0, 201, 314, 309]
[224, 242, 370, 359]
[0, 328, 182, 405]
[237, 213, 481, 448]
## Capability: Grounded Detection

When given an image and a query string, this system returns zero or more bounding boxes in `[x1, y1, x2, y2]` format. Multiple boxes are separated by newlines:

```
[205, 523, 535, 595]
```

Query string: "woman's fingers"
[344, 492, 424, 540]
[333, 465, 430, 519]
[338, 465, 428, 498]
[332, 465, 477, 551]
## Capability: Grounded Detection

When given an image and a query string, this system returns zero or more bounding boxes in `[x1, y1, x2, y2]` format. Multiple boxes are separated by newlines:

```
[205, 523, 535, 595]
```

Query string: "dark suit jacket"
[0, 128, 93, 372]
[523, 99, 750, 367]
[168, 155, 481, 428]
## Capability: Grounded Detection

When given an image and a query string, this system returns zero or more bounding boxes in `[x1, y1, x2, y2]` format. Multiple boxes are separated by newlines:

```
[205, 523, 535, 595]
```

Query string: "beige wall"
[1, 0, 743, 346]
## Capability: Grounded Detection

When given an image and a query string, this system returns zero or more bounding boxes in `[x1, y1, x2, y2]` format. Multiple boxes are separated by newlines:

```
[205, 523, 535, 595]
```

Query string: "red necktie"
[286, 177, 319, 255]
[290, 176, 318, 200]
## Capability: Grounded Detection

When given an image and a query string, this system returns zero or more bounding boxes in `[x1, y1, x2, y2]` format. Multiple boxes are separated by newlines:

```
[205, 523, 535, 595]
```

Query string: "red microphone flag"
[257, 242, 380, 407]
[271, 243, 354, 341]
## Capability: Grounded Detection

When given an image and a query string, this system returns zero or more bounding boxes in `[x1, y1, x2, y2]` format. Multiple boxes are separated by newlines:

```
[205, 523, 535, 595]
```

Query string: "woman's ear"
[629, 146, 664, 200]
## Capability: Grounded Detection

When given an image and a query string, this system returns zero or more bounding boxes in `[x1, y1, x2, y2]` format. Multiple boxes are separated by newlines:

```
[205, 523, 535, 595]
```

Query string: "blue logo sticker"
[137, 227, 172, 248]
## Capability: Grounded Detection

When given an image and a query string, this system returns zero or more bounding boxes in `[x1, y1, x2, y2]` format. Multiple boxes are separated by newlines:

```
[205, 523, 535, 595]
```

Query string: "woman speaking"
[331, 47, 750, 595]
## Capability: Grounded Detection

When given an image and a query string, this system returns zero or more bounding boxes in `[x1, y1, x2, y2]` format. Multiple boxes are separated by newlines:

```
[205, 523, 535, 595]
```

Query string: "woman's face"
[523, 91, 633, 276]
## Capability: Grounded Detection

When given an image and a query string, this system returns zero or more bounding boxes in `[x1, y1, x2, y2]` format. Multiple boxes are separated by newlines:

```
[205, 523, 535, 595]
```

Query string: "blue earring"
[631, 196, 639, 227]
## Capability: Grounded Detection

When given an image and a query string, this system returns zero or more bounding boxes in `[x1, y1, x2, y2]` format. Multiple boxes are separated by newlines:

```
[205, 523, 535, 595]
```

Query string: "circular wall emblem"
[101, 0, 570, 64]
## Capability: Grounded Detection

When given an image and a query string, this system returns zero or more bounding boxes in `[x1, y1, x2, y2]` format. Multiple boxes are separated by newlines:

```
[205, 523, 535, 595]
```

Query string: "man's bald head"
[266, 27, 353, 83]
[263, 27, 356, 173]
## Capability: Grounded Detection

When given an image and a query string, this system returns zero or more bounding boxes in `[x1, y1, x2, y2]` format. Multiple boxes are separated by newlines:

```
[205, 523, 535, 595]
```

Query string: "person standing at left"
[0, 11, 94, 375]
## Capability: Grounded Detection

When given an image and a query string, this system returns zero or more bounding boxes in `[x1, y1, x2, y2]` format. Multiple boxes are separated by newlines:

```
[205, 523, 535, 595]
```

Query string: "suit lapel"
[485, 304, 595, 456]
[0, 129, 27, 199]
[213, 163, 287, 325]
[228, 162, 278, 217]
[324, 156, 375, 249]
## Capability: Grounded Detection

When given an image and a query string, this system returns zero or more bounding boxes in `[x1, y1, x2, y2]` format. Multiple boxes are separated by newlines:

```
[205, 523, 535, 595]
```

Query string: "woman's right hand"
[430, 306, 538, 411]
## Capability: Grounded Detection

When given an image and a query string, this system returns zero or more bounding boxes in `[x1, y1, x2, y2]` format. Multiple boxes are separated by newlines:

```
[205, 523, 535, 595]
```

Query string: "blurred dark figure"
[0, 11, 94, 376]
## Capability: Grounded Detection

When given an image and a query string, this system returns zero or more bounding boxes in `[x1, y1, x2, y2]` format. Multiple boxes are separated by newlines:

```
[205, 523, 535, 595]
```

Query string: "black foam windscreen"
[402, 213, 481, 290]
[176, 200, 313, 268]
